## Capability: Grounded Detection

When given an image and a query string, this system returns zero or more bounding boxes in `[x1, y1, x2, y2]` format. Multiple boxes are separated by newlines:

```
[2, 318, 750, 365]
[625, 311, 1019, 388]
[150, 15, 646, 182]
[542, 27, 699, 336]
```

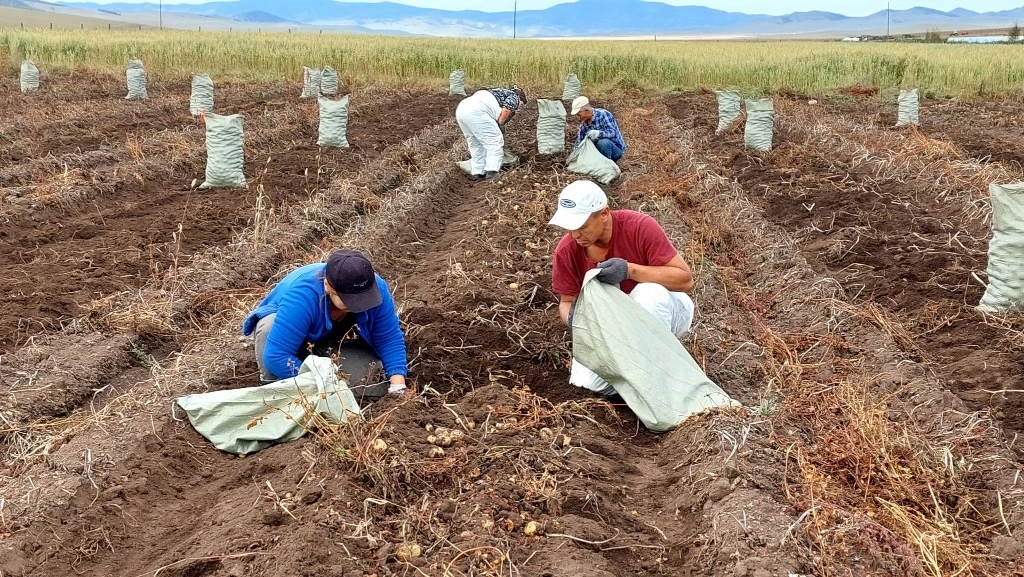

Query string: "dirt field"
[1, 74, 1023, 577]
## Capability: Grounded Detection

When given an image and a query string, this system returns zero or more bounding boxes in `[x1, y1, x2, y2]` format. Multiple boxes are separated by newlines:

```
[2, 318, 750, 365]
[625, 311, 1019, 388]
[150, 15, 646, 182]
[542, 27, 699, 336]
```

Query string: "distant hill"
[28, 0, 1024, 37]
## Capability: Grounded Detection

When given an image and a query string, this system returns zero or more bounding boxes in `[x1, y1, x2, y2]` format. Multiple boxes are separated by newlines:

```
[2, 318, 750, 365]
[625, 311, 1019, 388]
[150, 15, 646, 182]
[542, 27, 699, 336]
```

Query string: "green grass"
[5, 29, 1024, 97]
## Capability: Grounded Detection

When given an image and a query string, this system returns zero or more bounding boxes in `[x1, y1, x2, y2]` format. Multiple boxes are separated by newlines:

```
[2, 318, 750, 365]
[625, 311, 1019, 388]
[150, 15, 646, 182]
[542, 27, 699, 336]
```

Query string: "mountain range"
[43, 0, 1024, 37]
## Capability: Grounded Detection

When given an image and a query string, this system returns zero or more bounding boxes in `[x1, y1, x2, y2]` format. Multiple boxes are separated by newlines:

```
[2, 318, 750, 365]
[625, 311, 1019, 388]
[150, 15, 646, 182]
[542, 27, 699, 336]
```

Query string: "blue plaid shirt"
[575, 108, 626, 150]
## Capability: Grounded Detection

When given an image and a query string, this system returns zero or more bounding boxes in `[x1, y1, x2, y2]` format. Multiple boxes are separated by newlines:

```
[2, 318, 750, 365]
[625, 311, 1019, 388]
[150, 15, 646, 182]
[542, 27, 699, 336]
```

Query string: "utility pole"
[159, 0, 163, 29]
[513, 0, 517, 39]
[887, 2, 890, 38]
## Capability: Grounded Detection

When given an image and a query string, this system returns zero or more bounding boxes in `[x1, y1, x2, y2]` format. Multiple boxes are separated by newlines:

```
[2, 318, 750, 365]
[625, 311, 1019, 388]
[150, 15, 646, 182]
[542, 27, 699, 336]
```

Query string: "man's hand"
[595, 258, 629, 285]
[587, 129, 601, 142]
[388, 374, 408, 395]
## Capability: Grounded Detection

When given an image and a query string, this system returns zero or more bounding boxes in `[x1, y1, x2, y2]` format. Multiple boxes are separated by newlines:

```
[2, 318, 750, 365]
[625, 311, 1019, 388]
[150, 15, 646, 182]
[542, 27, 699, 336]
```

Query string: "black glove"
[567, 299, 578, 328]
[595, 258, 629, 285]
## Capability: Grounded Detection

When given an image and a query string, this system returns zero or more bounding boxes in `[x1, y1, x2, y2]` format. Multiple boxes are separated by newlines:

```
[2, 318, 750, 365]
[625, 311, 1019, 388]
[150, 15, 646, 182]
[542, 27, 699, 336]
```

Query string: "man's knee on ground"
[630, 282, 673, 308]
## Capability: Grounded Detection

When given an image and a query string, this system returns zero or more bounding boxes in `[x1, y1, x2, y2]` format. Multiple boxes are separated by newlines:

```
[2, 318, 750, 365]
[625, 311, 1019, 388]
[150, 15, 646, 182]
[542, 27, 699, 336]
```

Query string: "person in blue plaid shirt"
[571, 96, 627, 163]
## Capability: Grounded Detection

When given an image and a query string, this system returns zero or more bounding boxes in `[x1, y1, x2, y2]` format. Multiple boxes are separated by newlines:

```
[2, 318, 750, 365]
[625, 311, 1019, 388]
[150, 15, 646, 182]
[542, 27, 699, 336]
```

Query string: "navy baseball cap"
[325, 250, 382, 313]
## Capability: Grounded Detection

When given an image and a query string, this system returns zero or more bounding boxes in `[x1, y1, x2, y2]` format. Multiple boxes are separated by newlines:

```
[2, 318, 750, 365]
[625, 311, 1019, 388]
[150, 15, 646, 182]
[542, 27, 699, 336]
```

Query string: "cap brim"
[571, 106, 582, 115]
[548, 209, 590, 231]
[339, 284, 383, 313]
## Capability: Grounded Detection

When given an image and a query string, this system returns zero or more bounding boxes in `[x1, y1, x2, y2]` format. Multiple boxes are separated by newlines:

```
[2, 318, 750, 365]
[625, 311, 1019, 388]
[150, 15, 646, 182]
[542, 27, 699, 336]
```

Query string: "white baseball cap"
[570, 96, 590, 116]
[548, 180, 608, 230]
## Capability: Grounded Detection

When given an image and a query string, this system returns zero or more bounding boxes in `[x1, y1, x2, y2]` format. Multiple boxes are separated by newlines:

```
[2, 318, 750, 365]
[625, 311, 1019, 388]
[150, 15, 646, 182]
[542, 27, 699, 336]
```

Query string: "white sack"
[318, 95, 350, 148]
[189, 73, 214, 117]
[979, 182, 1024, 312]
[562, 73, 581, 101]
[320, 66, 340, 96]
[449, 69, 467, 96]
[566, 139, 621, 185]
[20, 60, 39, 93]
[572, 271, 736, 433]
[743, 98, 775, 152]
[176, 356, 361, 455]
[458, 149, 518, 174]
[715, 90, 741, 135]
[896, 89, 919, 127]
[301, 66, 322, 99]
[125, 59, 148, 100]
[537, 99, 567, 155]
[200, 113, 246, 189]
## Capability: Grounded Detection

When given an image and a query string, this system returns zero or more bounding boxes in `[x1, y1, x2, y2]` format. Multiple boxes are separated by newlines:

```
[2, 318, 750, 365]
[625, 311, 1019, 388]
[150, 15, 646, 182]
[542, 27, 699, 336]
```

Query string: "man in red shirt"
[549, 180, 696, 395]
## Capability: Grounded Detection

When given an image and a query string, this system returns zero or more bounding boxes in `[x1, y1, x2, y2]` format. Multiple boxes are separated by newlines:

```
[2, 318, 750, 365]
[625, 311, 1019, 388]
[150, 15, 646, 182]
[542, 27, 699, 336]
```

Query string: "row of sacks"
[713, 91, 777, 152]
[713, 88, 920, 152]
[198, 95, 350, 189]
[449, 69, 582, 102]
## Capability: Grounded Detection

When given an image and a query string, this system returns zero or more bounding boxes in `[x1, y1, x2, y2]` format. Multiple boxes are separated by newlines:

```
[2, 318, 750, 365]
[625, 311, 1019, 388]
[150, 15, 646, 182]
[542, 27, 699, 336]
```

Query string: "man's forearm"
[627, 263, 694, 293]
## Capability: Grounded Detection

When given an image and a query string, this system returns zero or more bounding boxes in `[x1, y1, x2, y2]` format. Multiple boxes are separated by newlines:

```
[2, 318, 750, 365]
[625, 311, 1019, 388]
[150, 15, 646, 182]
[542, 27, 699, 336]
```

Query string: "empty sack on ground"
[20, 60, 39, 93]
[176, 356, 361, 455]
[125, 59, 148, 100]
[566, 139, 620, 184]
[318, 95, 351, 148]
[537, 99, 567, 154]
[744, 98, 775, 152]
[562, 73, 581, 101]
[715, 90, 741, 134]
[896, 89, 920, 127]
[320, 66, 340, 96]
[449, 69, 467, 96]
[572, 270, 737, 433]
[979, 182, 1024, 312]
[201, 113, 246, 189]
[189, 73, 214, 116]
[301, 67, 322, 99]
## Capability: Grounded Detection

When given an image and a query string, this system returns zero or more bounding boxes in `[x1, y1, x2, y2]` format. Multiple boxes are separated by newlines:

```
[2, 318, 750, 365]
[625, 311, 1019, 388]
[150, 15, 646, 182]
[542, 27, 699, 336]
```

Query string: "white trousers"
[455, 95, 505, 175]
[570, 283, 696, 397]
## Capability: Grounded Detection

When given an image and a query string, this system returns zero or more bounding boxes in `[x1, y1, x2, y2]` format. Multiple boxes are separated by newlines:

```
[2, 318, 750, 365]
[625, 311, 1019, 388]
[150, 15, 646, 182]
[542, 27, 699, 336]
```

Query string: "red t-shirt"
[552, 210, 679, 297]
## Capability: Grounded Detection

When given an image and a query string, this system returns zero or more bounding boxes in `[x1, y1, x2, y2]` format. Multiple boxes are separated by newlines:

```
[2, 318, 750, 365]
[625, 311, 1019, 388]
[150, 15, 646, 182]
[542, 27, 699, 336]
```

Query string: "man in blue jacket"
[242, 250, 408, 401]
[571, 96, 627, 163]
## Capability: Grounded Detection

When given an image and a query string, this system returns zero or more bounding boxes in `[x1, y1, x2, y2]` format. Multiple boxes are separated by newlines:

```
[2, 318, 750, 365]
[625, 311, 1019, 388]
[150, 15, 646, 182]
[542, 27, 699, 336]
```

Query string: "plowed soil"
[1, 78, 1022, 577]
[0, 76, 459, 351]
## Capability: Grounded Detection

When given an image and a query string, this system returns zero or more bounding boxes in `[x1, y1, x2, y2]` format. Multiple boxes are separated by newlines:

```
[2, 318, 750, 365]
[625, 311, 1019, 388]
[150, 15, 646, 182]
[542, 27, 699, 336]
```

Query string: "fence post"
[109, 23, 111, 30]
[50, 22, 53, 30]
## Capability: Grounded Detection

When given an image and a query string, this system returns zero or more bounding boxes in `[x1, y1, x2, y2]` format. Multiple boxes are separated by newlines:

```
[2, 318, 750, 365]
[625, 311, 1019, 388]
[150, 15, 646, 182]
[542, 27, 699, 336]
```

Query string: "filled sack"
[320, 66, 340, 96]
[896, 89, 920, 127]
[125, 59, 148, 100]
[743, 98, 775, 152]
[189, 73, 214, 117]
[449, 69, 467, 96]
[20, 60, 39, 93]
[979, 182, 1024, 312]
[301, 66, 322, 99]
[200, 113, 246, 189]
[562, 73, 581, 101]
[317, 95, 351, 148]
[714, 90, 741, 135]
[537, 99, 567, 154]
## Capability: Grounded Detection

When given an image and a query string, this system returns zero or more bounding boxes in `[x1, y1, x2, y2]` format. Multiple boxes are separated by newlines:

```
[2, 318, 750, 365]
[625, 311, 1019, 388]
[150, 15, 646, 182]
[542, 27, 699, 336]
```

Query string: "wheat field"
[3, 29, 1024, 96]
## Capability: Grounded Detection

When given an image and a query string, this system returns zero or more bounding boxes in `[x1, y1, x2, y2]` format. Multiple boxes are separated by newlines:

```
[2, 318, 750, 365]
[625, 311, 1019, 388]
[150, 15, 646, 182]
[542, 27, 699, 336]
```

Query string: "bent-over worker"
[242, 250, 408, 402]
[455, 86, 524, 179]
[571, 96, 627, 163]
[549, 180, 694, 396]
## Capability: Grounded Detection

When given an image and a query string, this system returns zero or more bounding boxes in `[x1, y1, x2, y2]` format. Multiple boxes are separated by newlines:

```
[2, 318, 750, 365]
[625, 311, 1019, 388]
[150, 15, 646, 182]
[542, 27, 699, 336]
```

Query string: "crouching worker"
[455, 85, 524, 180]
[571, 96, 627, 163]
[549, 180, 694, 396]
[242, 250, 408, 402]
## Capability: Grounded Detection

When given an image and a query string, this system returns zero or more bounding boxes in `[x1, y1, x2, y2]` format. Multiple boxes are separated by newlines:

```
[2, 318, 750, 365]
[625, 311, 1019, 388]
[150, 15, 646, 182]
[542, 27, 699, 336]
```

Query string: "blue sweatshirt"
[242, 263, 408, 381]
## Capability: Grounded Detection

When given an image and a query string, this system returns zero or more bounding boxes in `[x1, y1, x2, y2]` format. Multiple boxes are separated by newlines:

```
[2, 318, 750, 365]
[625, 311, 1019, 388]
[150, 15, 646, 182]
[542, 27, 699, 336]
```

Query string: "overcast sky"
[61, 0, 1024, 16]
